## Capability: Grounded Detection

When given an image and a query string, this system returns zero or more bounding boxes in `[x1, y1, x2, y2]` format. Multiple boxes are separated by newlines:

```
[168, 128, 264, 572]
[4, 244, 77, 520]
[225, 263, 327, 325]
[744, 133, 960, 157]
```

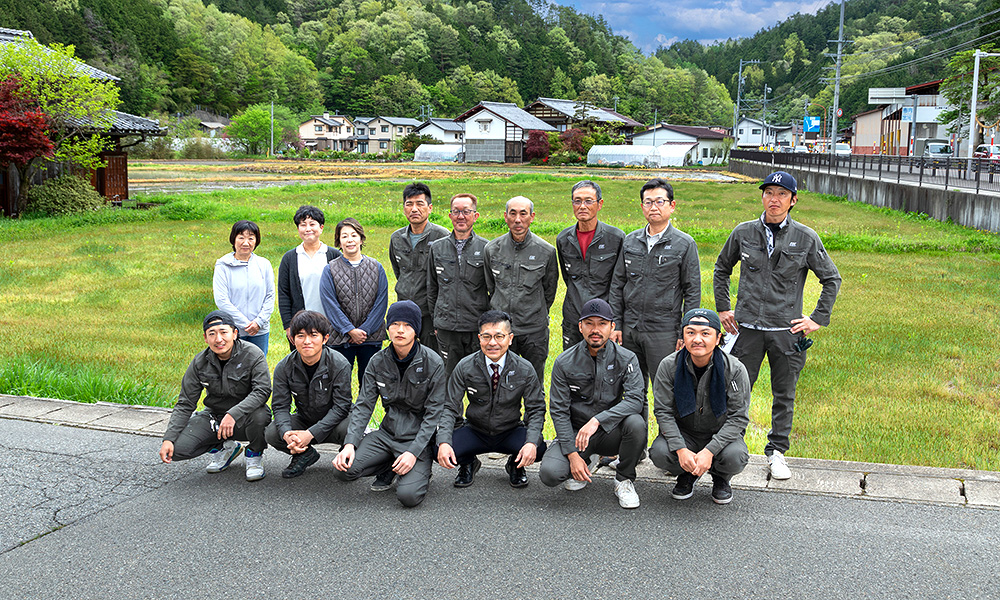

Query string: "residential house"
[0, 28, 166, 216]
[352, 117, 374, 153]
[349, 116, 421, 154]
[735, 117, 781, 148]
[525, 97, 643, 137]
[414, 118, 465, 143]
[299, 113, 356, 151]
[454, 101, 556, 163]
[630, 123, 733, 165]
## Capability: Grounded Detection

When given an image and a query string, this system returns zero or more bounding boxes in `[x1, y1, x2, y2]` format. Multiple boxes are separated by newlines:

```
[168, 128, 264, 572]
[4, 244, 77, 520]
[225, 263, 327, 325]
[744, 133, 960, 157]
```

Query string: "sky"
[557, 0, 838, 52]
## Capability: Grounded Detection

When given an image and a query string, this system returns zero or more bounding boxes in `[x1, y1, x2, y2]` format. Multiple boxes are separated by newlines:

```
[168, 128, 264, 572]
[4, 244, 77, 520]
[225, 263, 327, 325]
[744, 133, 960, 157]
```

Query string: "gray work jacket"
[164, 339, 271, 443]
[389, 222, 449, 313]
[438, 351, 545, 447]
[609, 224, 701, 338]
[345, 343, 446, 457]
[713, 216, 841, 329]
[426, 231, 490, 332]
[271, 347, 353, 442]
[555, 221, 625, 324]
[652, 350, 750, 457]
[483, 231, 559, 335]
[549, 341, 645, 456]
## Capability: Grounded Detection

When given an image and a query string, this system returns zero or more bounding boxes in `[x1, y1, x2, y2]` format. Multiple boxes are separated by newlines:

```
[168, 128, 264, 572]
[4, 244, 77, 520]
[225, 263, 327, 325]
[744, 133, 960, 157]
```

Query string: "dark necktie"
[491, 363, 500, 393]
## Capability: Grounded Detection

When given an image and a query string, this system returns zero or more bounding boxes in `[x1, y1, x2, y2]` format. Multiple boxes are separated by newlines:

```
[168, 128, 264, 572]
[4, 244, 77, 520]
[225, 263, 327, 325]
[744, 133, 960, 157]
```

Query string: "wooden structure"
[454, 102, 555, 163]
[525, 98, 642, 137]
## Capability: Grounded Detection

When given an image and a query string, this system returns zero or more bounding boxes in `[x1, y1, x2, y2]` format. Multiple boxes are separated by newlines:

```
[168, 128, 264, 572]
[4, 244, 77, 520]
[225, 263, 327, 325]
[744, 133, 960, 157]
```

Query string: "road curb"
[3, 393, 998, 509]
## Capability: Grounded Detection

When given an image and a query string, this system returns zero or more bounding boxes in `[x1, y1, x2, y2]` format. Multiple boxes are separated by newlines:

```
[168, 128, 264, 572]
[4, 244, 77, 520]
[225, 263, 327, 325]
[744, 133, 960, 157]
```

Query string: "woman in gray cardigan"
[213, 220, 275, 355]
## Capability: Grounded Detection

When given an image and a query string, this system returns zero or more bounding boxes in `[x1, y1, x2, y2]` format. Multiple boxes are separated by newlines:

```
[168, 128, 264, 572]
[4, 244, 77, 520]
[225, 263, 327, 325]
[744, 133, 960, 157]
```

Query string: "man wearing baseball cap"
[540, 298, 646, 509]
[650, 309, 750, 504]
[158, 310, 273, 481]
[713, 171, 841, 480]
[333, 300, 446, 507]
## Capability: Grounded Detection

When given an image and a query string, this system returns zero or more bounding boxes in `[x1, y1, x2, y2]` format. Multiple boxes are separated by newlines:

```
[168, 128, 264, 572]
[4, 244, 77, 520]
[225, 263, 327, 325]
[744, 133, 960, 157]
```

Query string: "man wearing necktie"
[437, 310, 547, 488]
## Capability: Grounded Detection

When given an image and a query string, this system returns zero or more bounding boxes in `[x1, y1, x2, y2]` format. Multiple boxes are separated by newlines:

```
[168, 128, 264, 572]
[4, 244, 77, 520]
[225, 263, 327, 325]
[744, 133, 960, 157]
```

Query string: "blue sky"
[557, 0, 837, 52]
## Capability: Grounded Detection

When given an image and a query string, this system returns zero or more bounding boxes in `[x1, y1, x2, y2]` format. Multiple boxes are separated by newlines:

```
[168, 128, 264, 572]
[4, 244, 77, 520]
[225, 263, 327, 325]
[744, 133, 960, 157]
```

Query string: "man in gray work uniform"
[555, 180, 625, 350]
[158, 311, 272, 482]
[265, 310, 353, 479]
[333, 300, 446, 507]
[609, 178, 701, 392]
[650, 308, 750, 504]
[427, 193, 490, 376]
[389, 182, 449, 351]
[540, 299, 646, 509]
[714, 171, 841, 480]
[483, 195, 559, 384]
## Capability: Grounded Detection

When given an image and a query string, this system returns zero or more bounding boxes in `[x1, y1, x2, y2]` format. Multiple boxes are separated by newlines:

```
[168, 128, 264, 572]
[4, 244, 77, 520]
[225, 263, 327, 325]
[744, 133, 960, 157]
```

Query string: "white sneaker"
[245, 452, 265, 481]
[614, 479, 640, 509]
[564, 478, 588, 491]
[205, 441, 242, 473]
[768, 451, 792, 480]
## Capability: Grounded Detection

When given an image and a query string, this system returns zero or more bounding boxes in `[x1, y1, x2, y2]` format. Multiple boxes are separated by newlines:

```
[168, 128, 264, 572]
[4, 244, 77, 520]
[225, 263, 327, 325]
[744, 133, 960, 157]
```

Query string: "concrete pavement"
[3, 393, 999, 509]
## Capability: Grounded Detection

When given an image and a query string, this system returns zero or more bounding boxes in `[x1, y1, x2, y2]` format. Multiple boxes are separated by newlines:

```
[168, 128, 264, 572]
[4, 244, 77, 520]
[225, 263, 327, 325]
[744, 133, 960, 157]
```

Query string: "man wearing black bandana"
[650, 308, 750, 504]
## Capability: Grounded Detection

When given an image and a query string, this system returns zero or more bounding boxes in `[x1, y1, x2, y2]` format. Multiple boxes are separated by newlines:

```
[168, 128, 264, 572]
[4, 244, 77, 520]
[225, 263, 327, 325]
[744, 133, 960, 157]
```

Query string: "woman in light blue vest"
[213, 220, 275, 355]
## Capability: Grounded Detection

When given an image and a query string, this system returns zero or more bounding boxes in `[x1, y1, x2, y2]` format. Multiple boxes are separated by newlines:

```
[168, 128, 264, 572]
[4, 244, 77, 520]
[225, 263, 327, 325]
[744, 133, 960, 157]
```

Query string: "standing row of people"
[181, 171, 840, 503]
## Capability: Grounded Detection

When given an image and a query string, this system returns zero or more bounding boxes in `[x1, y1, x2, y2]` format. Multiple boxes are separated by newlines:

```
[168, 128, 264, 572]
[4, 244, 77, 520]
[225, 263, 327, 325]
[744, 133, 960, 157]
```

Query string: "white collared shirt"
[296, 242, 330, 313]
[485, 352, 507, 374]
[645, 221, 670, 252]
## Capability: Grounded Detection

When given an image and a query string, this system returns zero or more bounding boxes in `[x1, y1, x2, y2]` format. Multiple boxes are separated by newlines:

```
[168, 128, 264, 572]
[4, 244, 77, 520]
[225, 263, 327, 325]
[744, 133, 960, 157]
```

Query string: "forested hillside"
[0, 0, 733, 125]
[657, 0, 998, 124]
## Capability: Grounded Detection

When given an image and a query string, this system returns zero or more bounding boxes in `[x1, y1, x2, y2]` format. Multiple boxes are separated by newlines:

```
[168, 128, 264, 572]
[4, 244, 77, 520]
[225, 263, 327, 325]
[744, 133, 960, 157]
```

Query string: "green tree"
[938, 44, 1000, 143]
[0, 35, 120, 214]
[225, 103, 299, 155]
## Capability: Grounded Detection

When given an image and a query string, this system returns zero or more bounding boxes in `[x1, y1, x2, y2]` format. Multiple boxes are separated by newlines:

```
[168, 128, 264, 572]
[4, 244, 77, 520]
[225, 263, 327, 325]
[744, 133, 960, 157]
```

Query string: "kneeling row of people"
[159, 300, 751, 509]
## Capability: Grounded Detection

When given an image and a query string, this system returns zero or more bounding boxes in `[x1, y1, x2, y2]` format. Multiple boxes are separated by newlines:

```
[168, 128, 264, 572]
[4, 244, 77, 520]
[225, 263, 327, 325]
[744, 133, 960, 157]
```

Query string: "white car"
[834, 143, 851, 155]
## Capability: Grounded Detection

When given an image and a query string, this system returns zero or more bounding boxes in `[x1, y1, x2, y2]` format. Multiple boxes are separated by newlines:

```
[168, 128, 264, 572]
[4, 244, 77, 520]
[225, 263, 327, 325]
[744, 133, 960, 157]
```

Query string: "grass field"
[1, 172, 998, 470]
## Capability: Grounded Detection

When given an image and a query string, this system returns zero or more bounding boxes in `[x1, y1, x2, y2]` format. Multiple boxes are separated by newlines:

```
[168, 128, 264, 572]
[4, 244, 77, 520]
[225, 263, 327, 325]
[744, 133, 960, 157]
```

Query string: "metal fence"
[730, 149, 1000, 195]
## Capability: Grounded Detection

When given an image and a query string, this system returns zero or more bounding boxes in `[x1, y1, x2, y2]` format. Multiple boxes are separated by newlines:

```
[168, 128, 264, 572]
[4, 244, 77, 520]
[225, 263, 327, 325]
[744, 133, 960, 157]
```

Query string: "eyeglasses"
[478, 333, 510, 342]
[641, 199, 671, 207]
[450, 209, 476, 216]
[571, 199, 598, 206]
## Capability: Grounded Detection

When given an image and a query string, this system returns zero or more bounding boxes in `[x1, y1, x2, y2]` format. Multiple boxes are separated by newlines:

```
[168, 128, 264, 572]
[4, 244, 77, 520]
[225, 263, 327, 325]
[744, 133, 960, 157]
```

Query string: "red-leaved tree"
[0, 75, 54, 214]
[559, 128, 585, 154]
[524, 129, 550, 161]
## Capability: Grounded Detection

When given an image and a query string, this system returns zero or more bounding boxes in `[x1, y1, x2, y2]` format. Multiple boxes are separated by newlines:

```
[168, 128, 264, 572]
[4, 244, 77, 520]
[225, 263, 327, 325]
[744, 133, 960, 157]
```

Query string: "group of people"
[159, 173, 841, 509]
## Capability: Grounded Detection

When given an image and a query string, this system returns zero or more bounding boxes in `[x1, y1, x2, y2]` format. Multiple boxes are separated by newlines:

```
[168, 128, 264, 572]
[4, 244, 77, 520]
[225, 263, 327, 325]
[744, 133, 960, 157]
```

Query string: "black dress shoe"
[454, 457, 481, 488]
[281, 446, 320, 478]
[505, 455, 528, 488]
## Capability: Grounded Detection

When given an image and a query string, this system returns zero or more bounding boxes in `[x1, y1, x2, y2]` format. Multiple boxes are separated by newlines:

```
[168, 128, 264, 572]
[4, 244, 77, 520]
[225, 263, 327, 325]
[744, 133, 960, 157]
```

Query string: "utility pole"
[822, 0, 850, 156]
[968, 49, 983, 160]
[762, 85, 771, 147]
[270, 100, 274, 157]
[652, 108, 658, 146]
[613, 96, 620, 112]
[803, 98, 809, 146]
[733, 59, 760, 147]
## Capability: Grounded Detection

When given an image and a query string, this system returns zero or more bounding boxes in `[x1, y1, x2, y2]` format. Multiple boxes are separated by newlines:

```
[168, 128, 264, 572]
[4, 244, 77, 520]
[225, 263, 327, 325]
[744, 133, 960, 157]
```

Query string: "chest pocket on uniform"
[519, 262, 545, 288]
[435, 257, 456, 283]
[590, 252, 617, 280]
[740, 240, 766, 272]
[567, 372, 595, 401]
[777, 249, 807, 278]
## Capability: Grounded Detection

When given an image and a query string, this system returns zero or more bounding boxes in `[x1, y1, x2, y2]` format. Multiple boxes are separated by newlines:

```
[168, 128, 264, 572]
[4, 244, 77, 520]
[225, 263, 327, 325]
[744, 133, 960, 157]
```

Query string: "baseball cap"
[681, 308, 722, 333]
[759, 171, 797, 194]
[203, 310, 238, 331]
[578, 298, 614, 322]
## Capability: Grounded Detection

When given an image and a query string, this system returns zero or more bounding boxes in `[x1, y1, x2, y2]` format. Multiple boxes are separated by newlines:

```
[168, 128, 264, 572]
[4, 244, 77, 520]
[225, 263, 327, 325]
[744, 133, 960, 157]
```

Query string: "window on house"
[347, 126, 352, 132]
[333, 127, 340, 133]
[738, 129, 744, 135]
[702, 148, 709, 158]
[369, 128, 375, 135]
[314, 125, 323, 132]
[477, 119, 491, 133]
[397, 127, 403, 133]
[380, 141, 388, 149]
[751, 128, 761, 135]
[382, 126, 389, 133]
[407, 127, 413, 133]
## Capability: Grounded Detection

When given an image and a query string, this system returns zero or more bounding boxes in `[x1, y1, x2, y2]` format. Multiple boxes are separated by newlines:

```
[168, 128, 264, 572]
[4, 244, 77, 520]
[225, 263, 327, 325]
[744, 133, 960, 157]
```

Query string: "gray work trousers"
[731, 327, 807, 456]
[648, 433, 748, 483]
[264, 414, 349, 454]
[539, 413, 647, 484]
[511, 329, 549, 385]
[622, 326, 678, 393]
[418, 315, 438, 352]
[172, 407, 271, 460]
[561, 320, 583, 350]
[333, 428, 433, 508]
[435, 329, 479, 377]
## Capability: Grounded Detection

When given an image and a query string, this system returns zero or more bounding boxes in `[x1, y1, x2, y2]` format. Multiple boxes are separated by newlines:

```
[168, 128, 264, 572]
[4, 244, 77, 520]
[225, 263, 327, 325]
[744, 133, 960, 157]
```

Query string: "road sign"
[836, 108, 843, 117]
[901, 106, 914, 123]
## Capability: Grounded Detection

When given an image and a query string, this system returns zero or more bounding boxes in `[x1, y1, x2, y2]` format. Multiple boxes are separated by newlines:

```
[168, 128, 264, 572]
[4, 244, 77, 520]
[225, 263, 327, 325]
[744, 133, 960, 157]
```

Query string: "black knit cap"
[386, 300, 422, 335]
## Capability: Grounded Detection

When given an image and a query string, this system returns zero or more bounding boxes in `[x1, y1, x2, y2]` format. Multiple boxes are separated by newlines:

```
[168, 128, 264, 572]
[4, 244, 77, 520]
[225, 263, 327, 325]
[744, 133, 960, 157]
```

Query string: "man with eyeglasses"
[540, 299, 646, 509]
[714, 171, 840, 480]
[437, 310, 546, 488]
[483, 196, 559, 384]
[555, 180, 625, 350]
[609, 178, 701, 393]
[426, 193, 491, 376]
[389, 182, 449, 351]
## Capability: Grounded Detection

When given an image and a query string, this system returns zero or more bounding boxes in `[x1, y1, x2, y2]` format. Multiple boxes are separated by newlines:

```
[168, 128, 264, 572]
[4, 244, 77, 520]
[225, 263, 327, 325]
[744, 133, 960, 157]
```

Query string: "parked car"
[793, 145, 810, 153]
[971, 144, 1000, 173]
[834, 143, 851, 156]
[922, 142, 953, 167]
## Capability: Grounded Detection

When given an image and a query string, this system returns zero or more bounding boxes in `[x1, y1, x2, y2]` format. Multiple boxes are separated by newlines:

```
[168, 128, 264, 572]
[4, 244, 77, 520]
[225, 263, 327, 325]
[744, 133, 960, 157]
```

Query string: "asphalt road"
[2, 419, 998, 599]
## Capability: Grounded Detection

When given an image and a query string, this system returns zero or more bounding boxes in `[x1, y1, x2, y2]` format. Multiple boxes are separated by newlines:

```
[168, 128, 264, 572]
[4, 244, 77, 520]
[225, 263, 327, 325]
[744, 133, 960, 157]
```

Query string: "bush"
[26, 174, 105, 216]
[180, 138, 227, 159]
[525, 130, 550, 160]
[129, 136, 175, 159]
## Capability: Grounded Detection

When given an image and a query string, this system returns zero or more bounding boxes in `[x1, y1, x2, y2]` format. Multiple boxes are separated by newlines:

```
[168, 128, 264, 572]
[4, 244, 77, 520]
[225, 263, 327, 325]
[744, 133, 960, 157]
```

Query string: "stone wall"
[731, 160, 1000, 233]
[464, 139, 504, 163]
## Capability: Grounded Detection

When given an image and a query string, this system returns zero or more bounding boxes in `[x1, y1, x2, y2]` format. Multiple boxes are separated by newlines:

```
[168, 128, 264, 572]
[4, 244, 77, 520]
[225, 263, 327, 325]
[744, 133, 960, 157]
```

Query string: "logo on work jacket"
[789, 242, 797, 247]
[529, 255, 536, 260]
[598, 244, 605, 249]
[474, 251, 481, 256]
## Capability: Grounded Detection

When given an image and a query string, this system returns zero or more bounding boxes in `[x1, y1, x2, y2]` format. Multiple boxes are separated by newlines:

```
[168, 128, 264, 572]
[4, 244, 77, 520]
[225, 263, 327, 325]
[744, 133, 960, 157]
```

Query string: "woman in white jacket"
[213, 220, 275, 355]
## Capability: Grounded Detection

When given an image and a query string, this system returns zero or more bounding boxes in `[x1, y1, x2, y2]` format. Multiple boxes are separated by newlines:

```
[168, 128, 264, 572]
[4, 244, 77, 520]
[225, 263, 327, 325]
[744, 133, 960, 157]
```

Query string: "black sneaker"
[671, 472, 698, 500]
[711, 475, 733, 505]
[281, 447, 320, 479]
[370, 467, 398, 492]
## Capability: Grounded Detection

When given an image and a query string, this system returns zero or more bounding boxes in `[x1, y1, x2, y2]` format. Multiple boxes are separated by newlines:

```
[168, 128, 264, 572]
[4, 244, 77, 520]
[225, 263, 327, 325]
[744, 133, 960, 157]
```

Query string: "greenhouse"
[413, 144, 463, 162]
[587, 143, 697, 167]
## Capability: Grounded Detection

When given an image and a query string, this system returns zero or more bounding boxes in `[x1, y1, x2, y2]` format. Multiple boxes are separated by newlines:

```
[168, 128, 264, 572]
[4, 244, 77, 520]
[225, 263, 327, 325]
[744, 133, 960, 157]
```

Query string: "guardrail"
[730, 150, 999, 195]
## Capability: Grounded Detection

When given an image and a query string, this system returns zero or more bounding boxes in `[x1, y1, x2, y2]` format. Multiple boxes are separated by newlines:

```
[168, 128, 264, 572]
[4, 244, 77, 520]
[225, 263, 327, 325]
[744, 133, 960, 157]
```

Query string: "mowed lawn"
[1, 174, 998, 470]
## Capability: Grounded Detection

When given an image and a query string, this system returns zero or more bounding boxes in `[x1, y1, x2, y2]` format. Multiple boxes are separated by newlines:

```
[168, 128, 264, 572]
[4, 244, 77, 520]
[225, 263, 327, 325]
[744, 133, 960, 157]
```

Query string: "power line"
[849, 8, 1000, 57]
